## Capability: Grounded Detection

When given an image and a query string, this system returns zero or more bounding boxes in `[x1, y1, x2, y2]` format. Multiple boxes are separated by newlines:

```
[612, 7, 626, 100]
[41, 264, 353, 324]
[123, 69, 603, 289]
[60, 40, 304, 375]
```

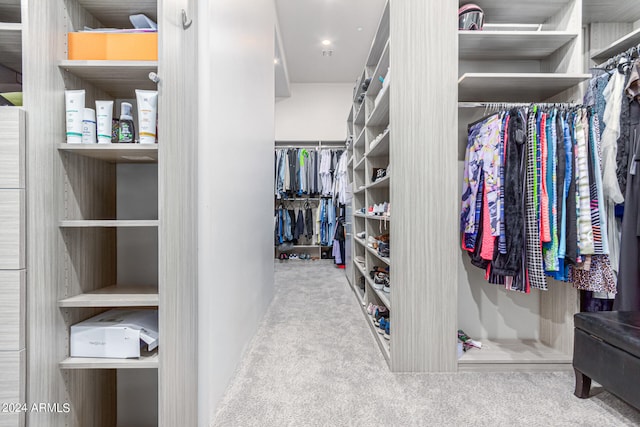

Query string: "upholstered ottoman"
[573, 311, 640, 410]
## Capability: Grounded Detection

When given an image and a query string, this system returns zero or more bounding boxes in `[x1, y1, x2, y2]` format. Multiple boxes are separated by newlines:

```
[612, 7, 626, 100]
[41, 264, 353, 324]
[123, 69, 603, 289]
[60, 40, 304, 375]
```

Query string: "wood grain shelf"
[354, 102, 366, 125]
[59, 220, 159, 228]
[591, 27, 640, 62]
[367, 87, 389, 127]
[458, 339, 572, 370]
[354, 156, 366, 170]
[366, 130, 390, 158]
[459, 31, 577, 60]
[365, 1, 390, 68]
[354, 236, 366, 248]
[367, 246, 390, 266]
[58, 285, 158, 308]
[458, 73, 591, 102]
[364, 305, 391, 364]
[57, 143, 158, 163]
[76, 0, 158, 29]
[59, 350, 159, 370]
[353, 128, 365, 151]
[583, 0, 640, 24]
[0, 0, 21, 23]
[367, 40, 389, 96]
[365, 275, 391, 308]
[58, 60, 158, 99]
[367, 175, 390, 190]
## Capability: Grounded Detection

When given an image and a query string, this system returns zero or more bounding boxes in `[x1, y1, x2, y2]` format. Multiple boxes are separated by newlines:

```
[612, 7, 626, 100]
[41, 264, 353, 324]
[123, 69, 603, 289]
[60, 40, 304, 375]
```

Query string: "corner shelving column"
[456, 0, 586, 370]
[24, 0, 198, 425]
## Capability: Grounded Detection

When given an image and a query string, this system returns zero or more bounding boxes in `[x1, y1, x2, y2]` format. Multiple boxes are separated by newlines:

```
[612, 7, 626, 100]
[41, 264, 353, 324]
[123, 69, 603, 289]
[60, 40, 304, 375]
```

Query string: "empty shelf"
[59, 60, 157, 99]
[75, 0, 157, 29]
[60, 351, 159, 370]
[0, 23, 22, 73]
[583, 1, 640, 24]
[591, 28, 640, 62]
[458, 339, 571, 369]
[59, 220, 159, 227]
[58, 143, 158, 163]
[458, 73, 591, 102]
[459, 31, 577, 60]
[58, 285, 158, 308]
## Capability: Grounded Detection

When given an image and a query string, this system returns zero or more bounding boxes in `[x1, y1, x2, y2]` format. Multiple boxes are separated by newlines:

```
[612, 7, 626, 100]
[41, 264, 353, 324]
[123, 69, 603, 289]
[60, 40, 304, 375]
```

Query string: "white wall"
[275, 83, 353, 141]
[197, 0, 276, 425]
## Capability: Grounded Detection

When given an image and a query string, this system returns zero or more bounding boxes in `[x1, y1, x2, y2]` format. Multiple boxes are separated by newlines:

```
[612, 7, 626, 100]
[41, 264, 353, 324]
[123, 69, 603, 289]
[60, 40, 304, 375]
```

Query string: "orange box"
[68, 32, 158, 61]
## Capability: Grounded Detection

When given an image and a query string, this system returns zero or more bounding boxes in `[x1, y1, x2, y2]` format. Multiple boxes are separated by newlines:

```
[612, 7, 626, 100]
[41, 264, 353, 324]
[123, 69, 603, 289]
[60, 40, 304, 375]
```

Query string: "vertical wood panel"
[540, 280, 578, 355]
[0, 108, 25, 189]
[0, 270, 25, 351]
[158, 0, 198, 425]
[390, 0, 458, 372]
[0, 190, 24, 270]
[0, 350, 25, 427]
[24, 0, 116, 425]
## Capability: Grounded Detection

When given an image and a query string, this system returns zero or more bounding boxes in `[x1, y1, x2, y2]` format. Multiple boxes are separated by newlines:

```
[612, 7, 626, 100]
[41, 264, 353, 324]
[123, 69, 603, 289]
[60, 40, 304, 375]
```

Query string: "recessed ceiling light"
[357, 27, 363, 31]
[321, 39, 332, 46]
[274, 58, 280, 64]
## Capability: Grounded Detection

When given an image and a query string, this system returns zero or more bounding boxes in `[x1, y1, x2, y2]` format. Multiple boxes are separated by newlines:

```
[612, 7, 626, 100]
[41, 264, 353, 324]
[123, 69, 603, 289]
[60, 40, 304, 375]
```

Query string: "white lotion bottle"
[82, 108, 97, 144]
[65, 90, 85, 144]
[135, 90, 158, 144]
[95, 100, 114, 144]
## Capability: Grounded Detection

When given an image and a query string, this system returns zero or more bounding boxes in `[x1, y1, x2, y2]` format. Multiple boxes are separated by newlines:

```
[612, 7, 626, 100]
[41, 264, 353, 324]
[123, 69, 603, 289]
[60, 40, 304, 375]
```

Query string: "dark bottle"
[118, 102, 135, 143]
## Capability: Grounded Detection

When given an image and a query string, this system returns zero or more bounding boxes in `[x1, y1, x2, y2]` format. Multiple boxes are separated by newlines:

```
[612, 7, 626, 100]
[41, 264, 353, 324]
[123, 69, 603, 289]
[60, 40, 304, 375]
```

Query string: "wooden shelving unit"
[456, 0, 584, 371]
[25, 0, 199, 425]
[590, 27, 640, 63]
[348, 0, 392, 367]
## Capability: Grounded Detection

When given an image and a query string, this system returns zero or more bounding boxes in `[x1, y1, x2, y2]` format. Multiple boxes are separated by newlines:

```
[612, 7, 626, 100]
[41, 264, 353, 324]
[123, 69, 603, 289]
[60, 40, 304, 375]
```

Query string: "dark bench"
[573, 311, 640, 410]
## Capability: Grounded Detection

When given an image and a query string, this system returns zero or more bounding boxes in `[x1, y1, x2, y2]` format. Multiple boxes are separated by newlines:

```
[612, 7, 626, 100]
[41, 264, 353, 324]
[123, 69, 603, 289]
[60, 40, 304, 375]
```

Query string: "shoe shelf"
[59, 220, 159, 228]
[459, 31, 577, 60]
[354, 236, 366, 248]
[367, 175, 390, 190]
[354, 258, 367, 277]
[58, 285, 158, 308]
[366, 40, 390, 98]
[362, 304, 391, 364]
[354, 156, 366, 170]
[365, 214, 390, 222]
[354, 101, 366, 126]
[59, 60, 158, 99]
[366, 85, 390, 127]
[591, 27, 640, 62]
[365, 275, 390, 308]
[583, 1, 640, 24]
[59, 350, 159, 370]
[367, 246, 390, 266]
[366, 130, 390, 158]
[57, 143, 158, 164]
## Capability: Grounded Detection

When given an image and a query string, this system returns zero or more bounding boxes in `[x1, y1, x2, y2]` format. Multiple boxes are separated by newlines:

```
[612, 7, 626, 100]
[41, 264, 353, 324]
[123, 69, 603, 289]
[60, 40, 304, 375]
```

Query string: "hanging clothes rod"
[596, 42, 640, 69]
[459, 102, 582, 109]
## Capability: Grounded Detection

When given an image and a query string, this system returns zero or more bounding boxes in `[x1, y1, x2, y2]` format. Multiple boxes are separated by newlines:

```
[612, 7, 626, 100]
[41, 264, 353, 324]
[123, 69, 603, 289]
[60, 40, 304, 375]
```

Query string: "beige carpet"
[213, 260, 640, 426]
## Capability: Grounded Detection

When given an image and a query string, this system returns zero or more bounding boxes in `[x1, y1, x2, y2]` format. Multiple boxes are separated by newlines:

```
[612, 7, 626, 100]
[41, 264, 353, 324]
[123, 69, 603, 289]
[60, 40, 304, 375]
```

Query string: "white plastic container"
[95, 100, 114, 144]
[65, 90, 85, 144]
[81, 108, 97, 144]
[135, 89, 158, 144]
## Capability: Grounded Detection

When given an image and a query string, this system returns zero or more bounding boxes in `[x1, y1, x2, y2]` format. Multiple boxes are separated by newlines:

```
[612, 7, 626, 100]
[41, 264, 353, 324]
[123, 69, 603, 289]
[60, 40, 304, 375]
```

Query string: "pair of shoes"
[369, 129, 389, 150]
[278, 253, 288, 261]
[366, 303, 378, 316]
[356, 231, 366, 239]
[383, 280, 390, 293]
[383, 320, 390, 339]
[378, 317, 389, 335]
[299, 253, 311, 260]
[378, 242, 390, 258]
[361, 77, 371, 92]
[373, 306, 389, 325]
[367, 235, 378, 249]
[289, 253, 299, 260]
[373, 272, 389, 290]
[371, 167, 387, 182]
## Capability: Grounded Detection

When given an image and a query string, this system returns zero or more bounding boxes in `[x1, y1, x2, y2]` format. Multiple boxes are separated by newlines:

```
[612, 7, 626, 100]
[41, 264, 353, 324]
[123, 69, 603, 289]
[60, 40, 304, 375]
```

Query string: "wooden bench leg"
[574, 368, 592, 398]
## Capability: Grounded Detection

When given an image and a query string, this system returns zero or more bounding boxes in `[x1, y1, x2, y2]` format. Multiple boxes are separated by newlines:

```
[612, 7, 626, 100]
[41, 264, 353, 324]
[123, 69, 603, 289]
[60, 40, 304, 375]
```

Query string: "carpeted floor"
[212, 260, 640, 427]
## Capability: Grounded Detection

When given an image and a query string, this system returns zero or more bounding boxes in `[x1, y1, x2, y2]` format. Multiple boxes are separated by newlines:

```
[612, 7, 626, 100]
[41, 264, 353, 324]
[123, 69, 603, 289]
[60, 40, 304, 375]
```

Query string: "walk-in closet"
[2, 0, 640, 425]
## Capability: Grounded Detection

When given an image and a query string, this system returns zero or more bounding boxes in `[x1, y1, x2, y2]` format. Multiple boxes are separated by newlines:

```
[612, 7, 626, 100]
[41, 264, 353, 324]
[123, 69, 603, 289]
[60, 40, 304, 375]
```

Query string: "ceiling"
[275, 0, 387, 84]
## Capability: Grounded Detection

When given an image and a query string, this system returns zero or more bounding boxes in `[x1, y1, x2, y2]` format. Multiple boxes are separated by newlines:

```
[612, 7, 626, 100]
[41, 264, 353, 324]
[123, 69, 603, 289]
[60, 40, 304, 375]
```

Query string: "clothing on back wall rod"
[275, 147, 344, 199]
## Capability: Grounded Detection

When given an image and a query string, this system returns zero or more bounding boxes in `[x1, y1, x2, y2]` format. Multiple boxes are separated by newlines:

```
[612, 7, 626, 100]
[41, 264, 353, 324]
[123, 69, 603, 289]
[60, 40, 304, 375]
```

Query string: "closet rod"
[596, 42, 640, 68]
[459, 102, 581, 109]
